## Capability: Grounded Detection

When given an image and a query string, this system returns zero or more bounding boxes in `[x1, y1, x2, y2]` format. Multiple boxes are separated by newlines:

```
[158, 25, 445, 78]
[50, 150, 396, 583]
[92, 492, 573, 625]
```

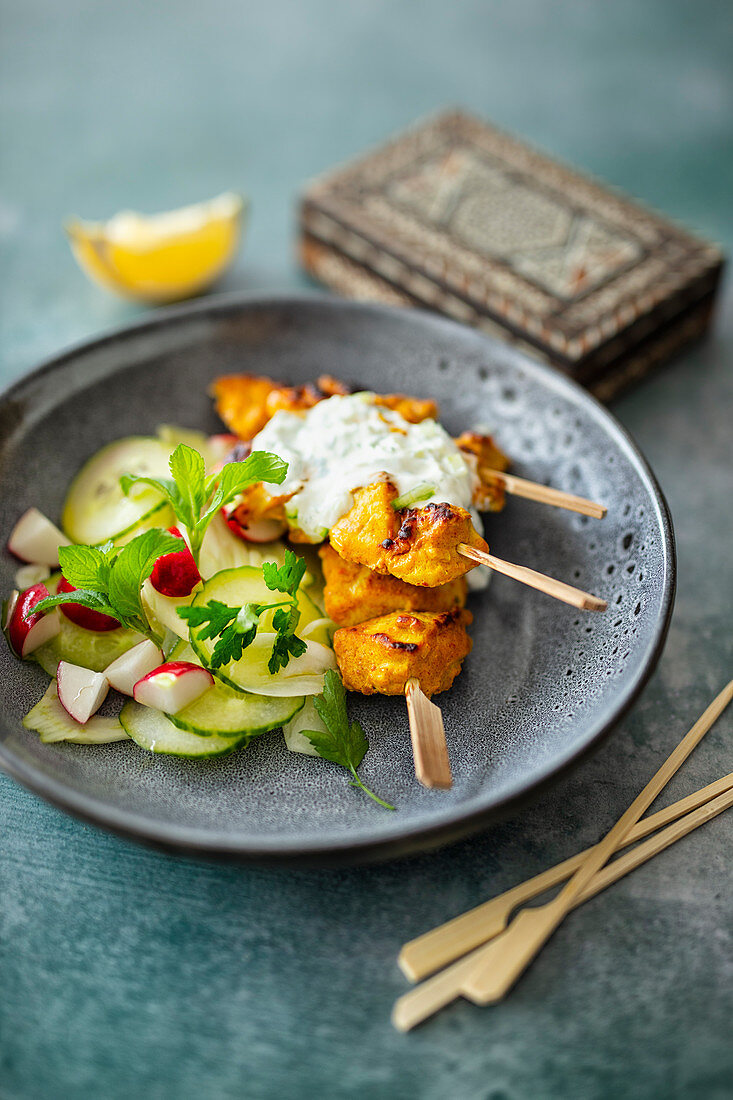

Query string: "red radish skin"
[57, 661, 109, 724]
[133, 661, 214, 714]
[149, 534, 201, 597]
[104, 640, 164, 696]
[7, 507, 70, 566]
[6, 582, 61, 657]
[221, 504, 287, 544]
[58, 577, 120, 631]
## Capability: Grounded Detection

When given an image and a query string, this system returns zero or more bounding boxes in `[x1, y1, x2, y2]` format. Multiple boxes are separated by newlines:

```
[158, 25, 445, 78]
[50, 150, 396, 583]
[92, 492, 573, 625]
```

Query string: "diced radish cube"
[133, 661, 213, 714]
[57, 661, 110, 724]
[8, 508, 70, 566]
[5, 582, 60, 658]
[149, 538, 201, 597]
[104, 640, 165, 696]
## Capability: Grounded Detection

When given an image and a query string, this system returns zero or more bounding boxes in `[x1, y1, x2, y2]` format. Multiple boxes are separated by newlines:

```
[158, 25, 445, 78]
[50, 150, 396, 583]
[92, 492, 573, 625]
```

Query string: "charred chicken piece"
[334, 608, 473, 697]
[319, 542, 468, 627]
[329, 481, 488, 588]
[455, 430, 510, 513]
[210, 373, 438, 440]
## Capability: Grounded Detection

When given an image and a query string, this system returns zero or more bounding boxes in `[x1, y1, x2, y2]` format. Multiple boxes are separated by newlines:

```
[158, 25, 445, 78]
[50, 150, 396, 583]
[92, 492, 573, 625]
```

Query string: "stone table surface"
[1, 2, 731, 1097]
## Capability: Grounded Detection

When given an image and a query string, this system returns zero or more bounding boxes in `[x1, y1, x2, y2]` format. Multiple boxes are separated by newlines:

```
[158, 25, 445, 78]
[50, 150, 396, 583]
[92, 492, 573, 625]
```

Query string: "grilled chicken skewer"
[320, 544, 473, 788]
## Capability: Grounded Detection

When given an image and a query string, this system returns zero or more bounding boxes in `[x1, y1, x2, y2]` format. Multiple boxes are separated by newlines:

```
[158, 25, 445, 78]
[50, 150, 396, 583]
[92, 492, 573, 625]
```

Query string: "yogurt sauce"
[253, 391, 488, 557]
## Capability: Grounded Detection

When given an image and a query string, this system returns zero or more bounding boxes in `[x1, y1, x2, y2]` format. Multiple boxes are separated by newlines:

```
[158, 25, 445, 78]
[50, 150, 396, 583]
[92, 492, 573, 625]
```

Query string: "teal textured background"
[1, 2, 732, 1097]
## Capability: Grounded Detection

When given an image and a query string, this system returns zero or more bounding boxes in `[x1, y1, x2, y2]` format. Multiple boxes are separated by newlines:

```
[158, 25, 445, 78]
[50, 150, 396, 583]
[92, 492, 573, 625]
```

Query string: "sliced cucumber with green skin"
[166, 641, 304, 735]
[193, 631, 335, 697]
[120, 700, 248, 757]
[196, 513, 293, 581]
[24, 683, 129, 744]
[62, 436, 175, 545]
[188, 567, 334, 696]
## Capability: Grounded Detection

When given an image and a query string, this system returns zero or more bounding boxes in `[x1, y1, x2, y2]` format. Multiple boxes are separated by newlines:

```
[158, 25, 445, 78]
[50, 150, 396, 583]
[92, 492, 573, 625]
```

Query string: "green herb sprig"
[31, 529, 184, 644]
[304, 670, 394, 809]
[178, 548, 308, 673]
[120, 443, 287, 565]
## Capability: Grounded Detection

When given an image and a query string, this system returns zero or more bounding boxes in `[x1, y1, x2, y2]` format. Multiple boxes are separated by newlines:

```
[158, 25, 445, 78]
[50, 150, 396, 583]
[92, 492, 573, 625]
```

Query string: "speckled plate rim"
[0, 292, 676, 865]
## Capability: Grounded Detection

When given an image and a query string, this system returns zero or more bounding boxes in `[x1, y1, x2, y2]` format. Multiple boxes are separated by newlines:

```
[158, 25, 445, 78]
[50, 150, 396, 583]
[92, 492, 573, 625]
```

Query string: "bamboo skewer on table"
[459, 678, 733, 1005]
[393, 771, 733, 1031]
[399, 769, 733, 981]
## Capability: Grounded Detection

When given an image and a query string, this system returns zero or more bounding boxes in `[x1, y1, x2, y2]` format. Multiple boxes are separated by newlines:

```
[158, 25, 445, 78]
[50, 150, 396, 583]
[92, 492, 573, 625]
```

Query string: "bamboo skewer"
[484, 470, 607, 519]
[457, 544, 607, 612]
[405, 678, 452, 789]
[392, 776, 733, 1031]
[461, 678, 733, 1004]
[399, 770, 733, 982]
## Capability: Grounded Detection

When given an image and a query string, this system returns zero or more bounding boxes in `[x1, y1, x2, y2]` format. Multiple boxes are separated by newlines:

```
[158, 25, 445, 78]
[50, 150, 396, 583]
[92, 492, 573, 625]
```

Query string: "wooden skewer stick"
[392, 776, 733, 1031]
[399, 770, 733, 982]
[405, 678, 452, 789]
[484, 469, 607, 519]
[457, 544, 607, 612]
[461, 678, 733, 1005]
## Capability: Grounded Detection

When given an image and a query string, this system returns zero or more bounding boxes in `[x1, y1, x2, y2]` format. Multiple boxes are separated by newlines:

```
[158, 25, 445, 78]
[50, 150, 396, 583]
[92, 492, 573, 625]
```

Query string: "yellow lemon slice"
[66, 192, 246, 303]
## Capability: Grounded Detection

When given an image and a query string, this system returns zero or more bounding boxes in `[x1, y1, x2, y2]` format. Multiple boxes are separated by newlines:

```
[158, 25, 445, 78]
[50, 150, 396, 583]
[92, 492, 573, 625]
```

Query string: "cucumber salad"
[3, 427, 392, 808]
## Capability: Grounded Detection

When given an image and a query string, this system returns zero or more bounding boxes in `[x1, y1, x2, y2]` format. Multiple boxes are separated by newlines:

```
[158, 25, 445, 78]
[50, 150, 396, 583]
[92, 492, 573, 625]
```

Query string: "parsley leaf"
[177, 549, 309, 673]
[32, 528, 183, 642]
[262, 552, 307, 596]
[304, 670, 394, 809]
[121, 444, 288, 565]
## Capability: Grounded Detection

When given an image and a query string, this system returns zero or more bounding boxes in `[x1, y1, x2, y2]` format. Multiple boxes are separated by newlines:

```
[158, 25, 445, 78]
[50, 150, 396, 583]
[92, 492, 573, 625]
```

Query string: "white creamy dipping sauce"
[252, 392, 480, 536]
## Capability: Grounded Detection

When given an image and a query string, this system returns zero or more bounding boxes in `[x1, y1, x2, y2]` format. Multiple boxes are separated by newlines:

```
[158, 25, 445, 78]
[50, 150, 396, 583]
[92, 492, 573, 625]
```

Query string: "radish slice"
[104, 640, 165, 696]
[8, 507, 70, 566]
[57, 661, 110, 723]
[5, 582, 61, 658]
[57, 577, 120, 631]
[15, 563, 52, 590]
[133, 661, 214, 714]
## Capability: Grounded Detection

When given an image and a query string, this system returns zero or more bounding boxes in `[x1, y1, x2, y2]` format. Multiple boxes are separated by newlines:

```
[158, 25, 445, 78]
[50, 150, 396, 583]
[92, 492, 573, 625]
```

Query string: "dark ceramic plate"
[0, 295, 674, 864]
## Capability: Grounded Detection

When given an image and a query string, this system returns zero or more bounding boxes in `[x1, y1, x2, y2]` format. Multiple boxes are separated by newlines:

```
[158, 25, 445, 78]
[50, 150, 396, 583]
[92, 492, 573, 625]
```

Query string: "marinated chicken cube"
[334, 608, 473, 697]
[329, 481, 487, 587]
[319, 543, 467, 627]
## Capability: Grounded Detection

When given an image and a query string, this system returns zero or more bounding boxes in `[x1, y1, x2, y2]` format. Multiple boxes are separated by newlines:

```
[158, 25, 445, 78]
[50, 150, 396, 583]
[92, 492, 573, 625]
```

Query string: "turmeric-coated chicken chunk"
[334, 608, 473, 697]
[211, 373, 438, 440]
[329, 481, 488, 587]
[319, 542, 467, 627]
[455, 431, 510, 513]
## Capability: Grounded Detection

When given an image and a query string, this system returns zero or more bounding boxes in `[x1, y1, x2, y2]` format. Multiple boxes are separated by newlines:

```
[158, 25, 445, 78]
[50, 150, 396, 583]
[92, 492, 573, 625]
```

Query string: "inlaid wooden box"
[299, 110, 724, 400]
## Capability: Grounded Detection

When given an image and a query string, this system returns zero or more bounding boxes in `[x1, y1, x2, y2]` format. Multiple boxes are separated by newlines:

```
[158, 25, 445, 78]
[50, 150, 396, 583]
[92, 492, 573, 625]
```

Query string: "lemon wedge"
[66, 192, 246, 303]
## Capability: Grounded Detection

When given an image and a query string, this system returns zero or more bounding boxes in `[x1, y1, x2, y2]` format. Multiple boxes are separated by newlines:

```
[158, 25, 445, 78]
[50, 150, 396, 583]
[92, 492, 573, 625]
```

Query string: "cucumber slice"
[282, 697, 325, 757]
[155, 425, 214, 465]
[62, 436, 175, 545]
[194, 633, 336, 697]
[166, 641, 304, 735]
[141, 578, 199, 641]
[187, 566, 334, 696]
[119, 700, 248, 757]
[192, 566, 324, 636]
[23, 683, 129, 743]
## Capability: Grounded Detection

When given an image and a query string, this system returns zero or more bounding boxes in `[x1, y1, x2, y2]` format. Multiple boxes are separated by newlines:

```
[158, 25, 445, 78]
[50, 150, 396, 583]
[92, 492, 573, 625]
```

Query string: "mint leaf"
[107, 529, 183, 621]
[31, 589, 120, 621]
[57, 544, 112, 592]
[306, 670, 394, 809]
[168, 443, 207, 529]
